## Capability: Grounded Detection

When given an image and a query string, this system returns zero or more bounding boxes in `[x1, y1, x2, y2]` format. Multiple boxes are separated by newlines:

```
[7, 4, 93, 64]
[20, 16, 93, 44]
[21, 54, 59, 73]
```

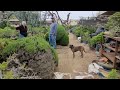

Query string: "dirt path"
[56, 33, 97, 74]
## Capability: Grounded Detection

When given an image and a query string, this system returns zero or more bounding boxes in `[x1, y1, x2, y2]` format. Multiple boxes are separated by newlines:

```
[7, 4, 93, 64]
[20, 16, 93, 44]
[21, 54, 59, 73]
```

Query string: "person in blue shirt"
[49, 17, 57, 49]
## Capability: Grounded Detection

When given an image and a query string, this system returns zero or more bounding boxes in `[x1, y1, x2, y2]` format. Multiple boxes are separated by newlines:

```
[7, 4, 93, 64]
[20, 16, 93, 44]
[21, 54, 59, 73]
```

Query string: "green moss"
[3, 70, 14, 79]
[0, 61, 8, 71]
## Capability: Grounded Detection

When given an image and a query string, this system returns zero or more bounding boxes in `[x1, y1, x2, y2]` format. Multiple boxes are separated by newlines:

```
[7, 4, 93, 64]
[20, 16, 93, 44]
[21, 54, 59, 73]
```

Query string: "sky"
[56, 11, 98, 20]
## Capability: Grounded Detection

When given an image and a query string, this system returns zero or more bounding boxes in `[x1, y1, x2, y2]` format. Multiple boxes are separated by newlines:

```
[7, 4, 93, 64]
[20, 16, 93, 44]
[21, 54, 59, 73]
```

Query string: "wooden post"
[100, 35, 104, 57]
[114, 40, 118, 68]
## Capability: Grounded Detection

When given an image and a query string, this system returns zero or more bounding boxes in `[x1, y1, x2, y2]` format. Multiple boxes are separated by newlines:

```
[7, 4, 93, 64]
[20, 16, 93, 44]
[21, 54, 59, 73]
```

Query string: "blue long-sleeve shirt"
[50, 22, 57, 36]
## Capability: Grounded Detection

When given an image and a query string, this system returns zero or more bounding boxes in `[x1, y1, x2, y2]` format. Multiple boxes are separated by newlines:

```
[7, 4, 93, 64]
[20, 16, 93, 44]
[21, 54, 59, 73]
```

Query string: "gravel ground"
[56, 33, 99, 78]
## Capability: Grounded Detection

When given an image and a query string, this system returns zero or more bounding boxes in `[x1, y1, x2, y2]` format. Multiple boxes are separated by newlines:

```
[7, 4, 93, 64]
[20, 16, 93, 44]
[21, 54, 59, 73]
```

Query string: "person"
[16, 21, 28, 38]
[49, 17, 57, 49]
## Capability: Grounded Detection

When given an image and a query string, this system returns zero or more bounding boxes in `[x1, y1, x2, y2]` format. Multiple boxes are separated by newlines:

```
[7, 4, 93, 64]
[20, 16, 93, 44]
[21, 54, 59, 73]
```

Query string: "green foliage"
[28, 25, 69, 46]
[73, 27, 81, 37]
[56, 25, 69, 46]
[3, 70, 14, 79]
[1, 36, 58, 63]
[0, 61, 14, 79]
[73, 25, 96, 44]
[56, 25, 66, 41]
[28, 26, 50, 39]
[89, 32, 103, 47]
[82, 32, 90, 43]
[73, 26, 96, 37]
[0, 38, 13, 59]
[0, 61, 8, 71]
[0, 27, 18, 38]
[107, 69, 120, 79]
[60, 34, 69, 46]
[105, 12, 120, 37]
[50, 47, 58, 64]
[31, 27, 44, 34]
[0, 21, 7, 29]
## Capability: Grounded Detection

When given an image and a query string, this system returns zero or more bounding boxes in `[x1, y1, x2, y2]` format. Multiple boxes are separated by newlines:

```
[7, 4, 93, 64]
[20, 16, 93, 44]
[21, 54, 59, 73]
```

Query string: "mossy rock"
[1, 36, 58, 63]
[0, 36, 58, 79]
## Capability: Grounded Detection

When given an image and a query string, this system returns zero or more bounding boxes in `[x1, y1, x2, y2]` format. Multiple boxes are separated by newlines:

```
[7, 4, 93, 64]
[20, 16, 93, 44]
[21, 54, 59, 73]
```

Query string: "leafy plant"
[1, 35, 58, 63]
[0, 27, 18, 38]
[60, 33, 69, 46]
[56, 25, 66, 41]
[107, 69, 120, 79]
[82, 32, 90, 43]
[89, 32, 103, 47]
[0, 21, 7, 29]
[0, 61, 14, 79]
[0, 61, 8, 71]
[73, 26, 96, 37]
[3, 70, 14, 79]
[105, 12, 120, 37]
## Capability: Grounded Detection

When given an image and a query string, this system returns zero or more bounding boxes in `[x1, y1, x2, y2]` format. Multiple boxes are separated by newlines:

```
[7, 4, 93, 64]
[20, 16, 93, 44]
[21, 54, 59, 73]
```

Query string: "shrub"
[107, 69, 120, 79]
[56, 25, 69, 46]
[0, 27, 18, 38]
[0, 21, 7, 29]
[0, 36, 59, 79]
[73, 26, 81, 37]
[56, 25, 66, 41]
[73, 26, 96, 37]
[0, 38, 13, 49]
[89, 32, 104, 47]
[1, 36, 58, 63]
[60, 33, 69, 46]
[0, 61, 14, 79]
[3, 70, 14, 79]
[105, 12, 120, 37]
[82, 32, 90, 43]
[0, 61, 8, 71]
[30, 25, 69, 46]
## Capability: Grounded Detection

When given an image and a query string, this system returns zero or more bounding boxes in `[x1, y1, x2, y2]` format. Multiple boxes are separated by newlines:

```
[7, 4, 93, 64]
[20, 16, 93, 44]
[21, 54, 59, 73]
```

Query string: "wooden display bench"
[100, 35, 120, 69]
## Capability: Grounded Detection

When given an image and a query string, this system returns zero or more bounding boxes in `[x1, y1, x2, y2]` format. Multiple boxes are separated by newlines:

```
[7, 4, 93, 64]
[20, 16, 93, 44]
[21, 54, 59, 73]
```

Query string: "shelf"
[102, 52, 115, 62]
[103, 44, 120, 52]
[115, 56, 120, 60]
[103, 35, 120, 42]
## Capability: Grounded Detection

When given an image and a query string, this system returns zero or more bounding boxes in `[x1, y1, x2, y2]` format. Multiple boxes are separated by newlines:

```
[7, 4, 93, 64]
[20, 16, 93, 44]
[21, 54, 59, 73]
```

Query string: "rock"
[75, 74, 94, 79]
[6, 48, 56, 79]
